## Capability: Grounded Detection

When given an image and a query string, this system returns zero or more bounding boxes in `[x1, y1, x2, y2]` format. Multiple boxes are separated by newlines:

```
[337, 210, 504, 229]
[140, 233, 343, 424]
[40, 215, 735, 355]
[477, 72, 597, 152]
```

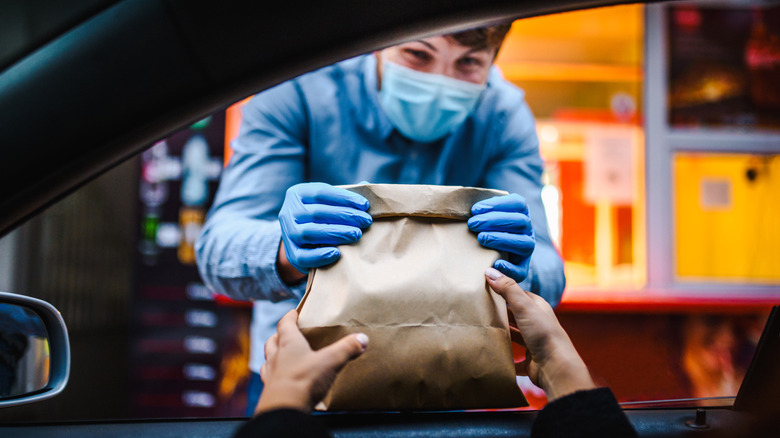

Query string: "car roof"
[0, 0, 645, 237]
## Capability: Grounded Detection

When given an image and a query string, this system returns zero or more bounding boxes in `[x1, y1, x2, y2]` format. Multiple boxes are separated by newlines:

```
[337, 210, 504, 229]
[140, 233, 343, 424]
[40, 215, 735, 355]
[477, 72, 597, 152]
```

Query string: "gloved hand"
[467, 193, 535, 282]
[279, 182, 372, 274]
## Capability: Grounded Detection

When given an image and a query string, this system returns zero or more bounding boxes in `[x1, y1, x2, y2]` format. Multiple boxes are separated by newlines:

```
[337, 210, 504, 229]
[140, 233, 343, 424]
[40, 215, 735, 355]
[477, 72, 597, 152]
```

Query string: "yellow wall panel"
[675, 154, 780, 283]
[497, 4, 643, 66]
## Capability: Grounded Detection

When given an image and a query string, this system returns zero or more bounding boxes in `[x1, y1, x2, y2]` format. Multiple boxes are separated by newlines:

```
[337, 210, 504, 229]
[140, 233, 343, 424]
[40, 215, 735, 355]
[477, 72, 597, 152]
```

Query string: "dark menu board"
[668, 4, 780, 130]
[131, 114, 251, 418]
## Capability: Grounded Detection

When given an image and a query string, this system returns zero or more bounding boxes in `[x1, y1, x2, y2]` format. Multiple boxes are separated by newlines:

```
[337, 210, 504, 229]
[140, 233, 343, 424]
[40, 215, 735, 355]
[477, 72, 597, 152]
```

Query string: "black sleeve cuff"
[532, 387, 638, 438]
[234, 409, 331, 438]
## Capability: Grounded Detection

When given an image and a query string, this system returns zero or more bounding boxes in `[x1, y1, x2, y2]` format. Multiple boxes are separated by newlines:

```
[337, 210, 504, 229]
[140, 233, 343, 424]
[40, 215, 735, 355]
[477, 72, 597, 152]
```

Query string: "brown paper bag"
[297, 184, 526, 411]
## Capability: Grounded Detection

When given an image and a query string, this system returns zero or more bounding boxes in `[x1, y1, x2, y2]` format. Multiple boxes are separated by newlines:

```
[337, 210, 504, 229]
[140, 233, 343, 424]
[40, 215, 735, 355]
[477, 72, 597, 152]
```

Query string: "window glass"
[496, 6, 646, 292]
[132, 115, 252, 417]
[676, 153, 780, 283]
[667, 5, 780, 131]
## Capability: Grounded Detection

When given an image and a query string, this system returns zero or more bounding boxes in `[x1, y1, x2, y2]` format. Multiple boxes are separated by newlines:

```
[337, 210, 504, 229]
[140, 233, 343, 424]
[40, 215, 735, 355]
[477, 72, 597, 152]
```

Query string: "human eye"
[457, 56, 485, 70]
[402, 48, 432, 65]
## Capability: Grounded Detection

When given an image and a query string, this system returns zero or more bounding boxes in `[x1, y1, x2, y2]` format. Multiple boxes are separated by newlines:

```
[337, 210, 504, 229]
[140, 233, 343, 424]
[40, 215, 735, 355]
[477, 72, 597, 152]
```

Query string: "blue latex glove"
[467, 193, 535, 282]
[279, 182, 372, 274]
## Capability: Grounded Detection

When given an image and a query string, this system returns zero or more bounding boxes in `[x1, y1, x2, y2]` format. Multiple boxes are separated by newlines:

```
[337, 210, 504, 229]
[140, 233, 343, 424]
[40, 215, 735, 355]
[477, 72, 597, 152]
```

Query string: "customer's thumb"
[319, 333, 368, 371]
[486, 267, 532, 313]
[486, 267, 515, 297]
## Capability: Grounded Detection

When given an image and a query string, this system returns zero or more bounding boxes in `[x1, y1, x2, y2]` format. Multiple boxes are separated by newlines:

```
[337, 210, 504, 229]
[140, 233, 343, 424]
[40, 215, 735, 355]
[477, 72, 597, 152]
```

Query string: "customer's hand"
[468, 194, 535, 282]
[277, 182, 372, 283]
[485, 268, 594, 401]
[255, 310, 368, 415]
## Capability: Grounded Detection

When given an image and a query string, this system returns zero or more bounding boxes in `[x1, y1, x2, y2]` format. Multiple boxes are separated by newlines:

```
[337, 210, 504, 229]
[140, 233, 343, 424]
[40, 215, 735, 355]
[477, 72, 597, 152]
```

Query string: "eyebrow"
[463, 47, 492, 57]
[413, 40, 437, 51]
[409, 40, 491, 57]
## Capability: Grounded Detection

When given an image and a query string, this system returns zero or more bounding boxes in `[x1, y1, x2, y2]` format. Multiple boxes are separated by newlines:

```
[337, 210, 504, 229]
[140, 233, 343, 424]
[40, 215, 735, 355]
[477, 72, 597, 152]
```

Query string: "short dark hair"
[447, 22, 513, 53]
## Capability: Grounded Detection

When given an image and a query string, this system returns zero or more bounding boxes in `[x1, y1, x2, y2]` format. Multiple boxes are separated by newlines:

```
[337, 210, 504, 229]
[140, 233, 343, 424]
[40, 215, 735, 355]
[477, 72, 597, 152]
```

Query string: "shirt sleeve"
[482, 98, 566, 307]
[532, 388, 638, 438]
[195, 81, 309, 302]
[233, 409, 331, 438]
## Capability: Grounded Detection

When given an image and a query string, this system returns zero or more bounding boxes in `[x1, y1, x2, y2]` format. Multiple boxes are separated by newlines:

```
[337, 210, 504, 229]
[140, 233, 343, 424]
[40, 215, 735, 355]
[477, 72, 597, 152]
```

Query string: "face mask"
[378, 61, 486, 142]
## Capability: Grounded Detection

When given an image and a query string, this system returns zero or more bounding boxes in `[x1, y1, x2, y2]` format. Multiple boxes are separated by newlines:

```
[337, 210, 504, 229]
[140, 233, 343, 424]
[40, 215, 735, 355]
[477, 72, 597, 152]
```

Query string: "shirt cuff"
[532, 388, 637, 438]
[234, 409, 330, 438]
[258, 230, 307, 302]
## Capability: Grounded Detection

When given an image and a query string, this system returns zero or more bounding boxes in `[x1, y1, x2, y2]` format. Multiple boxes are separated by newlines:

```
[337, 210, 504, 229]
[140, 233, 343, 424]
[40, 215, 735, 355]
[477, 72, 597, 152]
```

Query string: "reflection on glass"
[668, 5, 780, 131]
[0, 303, 49, 398]
[680, 314, 759, 399]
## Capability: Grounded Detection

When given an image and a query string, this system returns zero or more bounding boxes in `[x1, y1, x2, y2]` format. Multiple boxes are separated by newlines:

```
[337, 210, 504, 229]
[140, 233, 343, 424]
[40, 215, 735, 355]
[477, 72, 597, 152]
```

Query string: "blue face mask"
[378, 61, 486, 142]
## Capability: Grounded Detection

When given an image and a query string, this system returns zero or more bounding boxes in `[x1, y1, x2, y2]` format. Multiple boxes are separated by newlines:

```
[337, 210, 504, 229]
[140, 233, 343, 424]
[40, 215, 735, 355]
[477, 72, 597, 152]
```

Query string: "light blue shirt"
[195, 54, 565, 373]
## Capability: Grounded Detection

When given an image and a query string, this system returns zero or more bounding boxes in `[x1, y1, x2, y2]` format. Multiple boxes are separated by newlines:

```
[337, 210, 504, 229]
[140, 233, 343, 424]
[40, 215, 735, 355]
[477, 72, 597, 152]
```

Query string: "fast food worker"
[195, 22, 566, 414]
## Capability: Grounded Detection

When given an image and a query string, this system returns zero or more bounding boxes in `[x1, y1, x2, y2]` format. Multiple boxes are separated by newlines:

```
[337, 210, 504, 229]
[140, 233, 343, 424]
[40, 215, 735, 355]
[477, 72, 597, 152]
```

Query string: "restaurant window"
[495, 5, 647, 294]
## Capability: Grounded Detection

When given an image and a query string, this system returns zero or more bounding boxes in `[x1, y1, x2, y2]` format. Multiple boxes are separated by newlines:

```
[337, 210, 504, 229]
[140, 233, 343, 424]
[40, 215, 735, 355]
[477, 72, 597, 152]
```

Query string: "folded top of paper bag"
[343, 184, 507, 219]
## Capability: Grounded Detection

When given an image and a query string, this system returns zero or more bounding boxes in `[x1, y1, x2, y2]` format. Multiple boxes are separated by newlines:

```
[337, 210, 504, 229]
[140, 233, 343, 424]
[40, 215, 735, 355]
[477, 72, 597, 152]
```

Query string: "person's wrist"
[254, 380, 312, 415]
[537, 345, 595, 401]
[276, 240, 307, 285]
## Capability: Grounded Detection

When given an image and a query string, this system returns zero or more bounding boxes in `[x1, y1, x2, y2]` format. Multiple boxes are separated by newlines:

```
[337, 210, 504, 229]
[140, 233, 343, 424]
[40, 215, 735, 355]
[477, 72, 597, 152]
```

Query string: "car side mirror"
[0, 291, 70, 408]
